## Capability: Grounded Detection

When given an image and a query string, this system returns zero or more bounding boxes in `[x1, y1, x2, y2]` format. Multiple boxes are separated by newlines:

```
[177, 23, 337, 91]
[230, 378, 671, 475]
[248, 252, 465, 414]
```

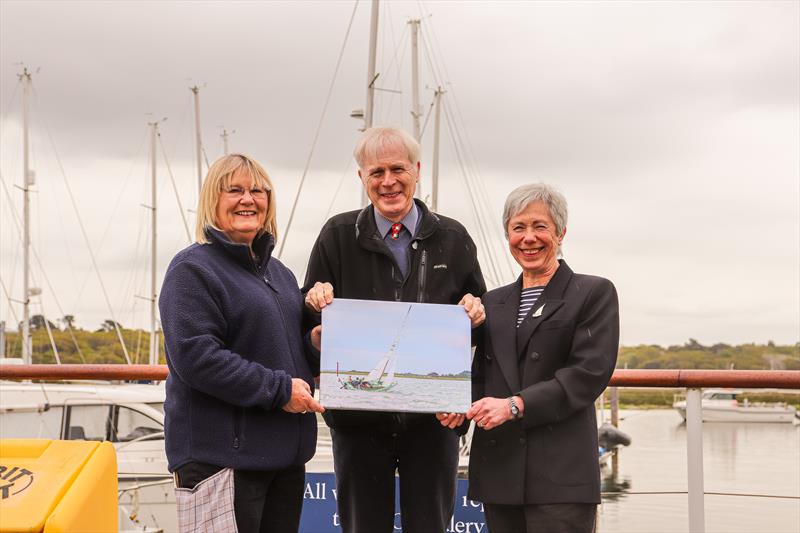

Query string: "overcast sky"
[1, 0, 798, 348]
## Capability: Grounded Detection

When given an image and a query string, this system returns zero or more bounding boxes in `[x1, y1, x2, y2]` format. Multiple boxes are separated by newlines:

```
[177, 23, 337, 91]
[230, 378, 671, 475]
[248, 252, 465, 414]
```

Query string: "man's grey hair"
[503, 183, 568, 241]
[353, 127, 420, 169]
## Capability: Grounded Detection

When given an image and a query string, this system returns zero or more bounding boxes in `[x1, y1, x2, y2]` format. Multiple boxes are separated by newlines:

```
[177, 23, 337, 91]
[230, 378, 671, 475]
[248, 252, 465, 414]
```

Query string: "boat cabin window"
[63, 404, 110, 441]
[0, 406, 63, 439]
[708, 393, 737, 401]
[62, 404, 163, 442]
[116, 406, 163, 442]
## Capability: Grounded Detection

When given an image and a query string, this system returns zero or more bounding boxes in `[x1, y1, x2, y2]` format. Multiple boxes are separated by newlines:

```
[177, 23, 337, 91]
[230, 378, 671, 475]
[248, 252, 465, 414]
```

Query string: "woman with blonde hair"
[160, 153, 324, 533]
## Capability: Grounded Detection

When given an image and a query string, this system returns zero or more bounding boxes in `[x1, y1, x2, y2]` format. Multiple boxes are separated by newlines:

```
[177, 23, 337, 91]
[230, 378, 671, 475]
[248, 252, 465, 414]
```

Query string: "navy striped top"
[517, 286, 545, 326]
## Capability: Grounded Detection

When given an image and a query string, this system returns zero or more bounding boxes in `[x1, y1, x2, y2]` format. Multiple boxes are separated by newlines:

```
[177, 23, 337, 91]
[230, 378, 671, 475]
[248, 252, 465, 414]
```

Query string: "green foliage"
[617, 340, 800, 371]
[3, 326, 166, 364]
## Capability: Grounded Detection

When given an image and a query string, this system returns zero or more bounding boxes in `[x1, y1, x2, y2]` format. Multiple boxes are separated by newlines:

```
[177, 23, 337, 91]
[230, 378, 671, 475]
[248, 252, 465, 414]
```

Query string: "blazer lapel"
[487, 280, 522, 393]
[515, 260, 573, 358]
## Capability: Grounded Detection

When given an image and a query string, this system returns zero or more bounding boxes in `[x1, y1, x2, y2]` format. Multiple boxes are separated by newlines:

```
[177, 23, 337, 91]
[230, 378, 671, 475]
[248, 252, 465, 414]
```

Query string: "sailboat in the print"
[340, 304, 412, 392]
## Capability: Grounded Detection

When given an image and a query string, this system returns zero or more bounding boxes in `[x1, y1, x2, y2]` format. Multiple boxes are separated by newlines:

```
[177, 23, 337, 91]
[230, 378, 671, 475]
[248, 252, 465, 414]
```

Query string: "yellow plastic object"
[0, 439, 118, 533]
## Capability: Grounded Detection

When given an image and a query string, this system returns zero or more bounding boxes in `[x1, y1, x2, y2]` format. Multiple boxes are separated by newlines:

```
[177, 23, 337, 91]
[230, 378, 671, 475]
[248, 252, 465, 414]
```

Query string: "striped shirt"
[517, 286, 545, 326]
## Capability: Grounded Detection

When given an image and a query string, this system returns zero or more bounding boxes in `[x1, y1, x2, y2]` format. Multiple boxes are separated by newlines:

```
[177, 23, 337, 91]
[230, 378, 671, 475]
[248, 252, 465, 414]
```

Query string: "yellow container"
[0, 439, 118, 533]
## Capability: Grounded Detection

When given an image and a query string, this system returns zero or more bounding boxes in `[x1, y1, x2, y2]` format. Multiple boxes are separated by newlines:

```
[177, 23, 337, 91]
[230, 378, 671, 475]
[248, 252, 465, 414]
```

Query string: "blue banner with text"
[300, 473, 488, 532]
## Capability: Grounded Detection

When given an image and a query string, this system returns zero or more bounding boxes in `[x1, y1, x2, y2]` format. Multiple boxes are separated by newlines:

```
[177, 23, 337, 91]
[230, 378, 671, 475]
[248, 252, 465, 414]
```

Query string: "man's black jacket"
[302, 199, 486, 430]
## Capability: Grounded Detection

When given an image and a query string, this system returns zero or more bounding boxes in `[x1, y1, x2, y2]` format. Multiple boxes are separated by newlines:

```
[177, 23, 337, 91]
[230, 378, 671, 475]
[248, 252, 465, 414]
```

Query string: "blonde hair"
[195, 153, 278, 244]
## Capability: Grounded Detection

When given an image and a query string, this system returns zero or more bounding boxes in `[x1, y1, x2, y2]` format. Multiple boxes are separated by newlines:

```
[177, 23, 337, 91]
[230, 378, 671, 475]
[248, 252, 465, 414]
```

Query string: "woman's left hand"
[282, 378, 325, 414]
[466, 397, 513, 431]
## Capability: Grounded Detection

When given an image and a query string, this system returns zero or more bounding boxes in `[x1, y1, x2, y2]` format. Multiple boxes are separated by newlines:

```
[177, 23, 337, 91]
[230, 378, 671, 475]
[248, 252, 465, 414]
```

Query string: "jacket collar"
[205, 227, 275, 272]
[489, 259, 573, 392]
[355, 199, 439, 251]
[515, 258, 571, 338]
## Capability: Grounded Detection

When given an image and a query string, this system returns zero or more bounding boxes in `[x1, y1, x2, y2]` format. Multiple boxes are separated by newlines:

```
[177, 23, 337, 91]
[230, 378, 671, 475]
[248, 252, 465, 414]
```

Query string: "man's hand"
[435, 412, 465, 429]
[282, 378, 325, 414]
[305, 282, 334, 312]
[311, 325, 322, 351]
[459, 293, 485, 328]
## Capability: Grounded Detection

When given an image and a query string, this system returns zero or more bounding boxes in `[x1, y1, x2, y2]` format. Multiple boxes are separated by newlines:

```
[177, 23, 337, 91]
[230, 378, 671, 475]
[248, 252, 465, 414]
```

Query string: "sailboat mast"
[190, 86, 203, 194]
[409, 19, 421, 142]
[221, 128, 230, 156]
[365, 0, 379, 130]
[431, 87, 443, 212]
[20, 67, 32, 364]
[148, 121, 160, 365]
[361, 0, 380, 207]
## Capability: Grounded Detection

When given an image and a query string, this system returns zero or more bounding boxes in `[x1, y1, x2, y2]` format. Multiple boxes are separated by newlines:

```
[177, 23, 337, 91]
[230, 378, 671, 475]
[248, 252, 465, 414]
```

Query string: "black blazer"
[468, 260, 619, 505]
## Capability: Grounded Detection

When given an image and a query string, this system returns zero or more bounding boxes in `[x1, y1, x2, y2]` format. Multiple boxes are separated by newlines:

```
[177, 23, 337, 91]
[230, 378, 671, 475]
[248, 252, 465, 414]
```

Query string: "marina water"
[596, 409, 800, 532]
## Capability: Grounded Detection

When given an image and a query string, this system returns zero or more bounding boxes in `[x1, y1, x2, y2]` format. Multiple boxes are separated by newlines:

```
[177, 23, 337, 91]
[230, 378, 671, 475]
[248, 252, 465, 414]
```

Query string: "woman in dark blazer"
[466, 183, 619, 533]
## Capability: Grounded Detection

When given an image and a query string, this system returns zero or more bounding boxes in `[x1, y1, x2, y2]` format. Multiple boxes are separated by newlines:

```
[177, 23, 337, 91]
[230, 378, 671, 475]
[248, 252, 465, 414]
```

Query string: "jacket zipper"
[417, 249, 427, 303]
[233, 407, 242, 448]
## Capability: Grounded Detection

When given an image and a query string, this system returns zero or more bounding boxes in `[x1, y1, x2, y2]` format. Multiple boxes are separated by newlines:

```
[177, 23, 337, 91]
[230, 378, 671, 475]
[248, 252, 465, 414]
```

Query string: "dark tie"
[390, 223, 403, 240]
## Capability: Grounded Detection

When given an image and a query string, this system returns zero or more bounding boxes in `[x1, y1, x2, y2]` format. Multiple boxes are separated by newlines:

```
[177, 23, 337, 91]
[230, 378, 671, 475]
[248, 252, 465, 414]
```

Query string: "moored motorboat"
[673, 389, 799, 423]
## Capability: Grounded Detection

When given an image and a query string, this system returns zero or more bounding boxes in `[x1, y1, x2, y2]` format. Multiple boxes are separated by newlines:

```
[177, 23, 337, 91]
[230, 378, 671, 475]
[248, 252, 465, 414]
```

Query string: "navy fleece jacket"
[159, 228, 318, 472]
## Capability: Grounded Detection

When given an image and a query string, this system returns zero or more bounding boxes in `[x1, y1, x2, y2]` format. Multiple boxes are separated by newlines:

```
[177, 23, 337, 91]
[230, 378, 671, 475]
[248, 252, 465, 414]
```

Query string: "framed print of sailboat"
[319, 299, 471, 413]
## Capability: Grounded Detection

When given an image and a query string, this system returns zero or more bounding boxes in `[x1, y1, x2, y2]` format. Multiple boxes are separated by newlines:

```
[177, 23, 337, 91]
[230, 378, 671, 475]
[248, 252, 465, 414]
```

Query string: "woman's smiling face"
[507, 200, 564, 276]
[215, 168, 268, 245]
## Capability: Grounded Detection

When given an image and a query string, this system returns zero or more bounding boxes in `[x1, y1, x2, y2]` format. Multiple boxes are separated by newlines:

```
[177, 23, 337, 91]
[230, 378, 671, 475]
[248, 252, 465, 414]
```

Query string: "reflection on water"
[319, 373, 470, 413]
[597, 410, 800, 533]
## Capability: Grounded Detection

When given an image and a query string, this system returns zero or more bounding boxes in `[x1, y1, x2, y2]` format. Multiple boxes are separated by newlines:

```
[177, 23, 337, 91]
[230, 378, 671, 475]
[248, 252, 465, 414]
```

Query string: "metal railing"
[2, 365, 799, 533]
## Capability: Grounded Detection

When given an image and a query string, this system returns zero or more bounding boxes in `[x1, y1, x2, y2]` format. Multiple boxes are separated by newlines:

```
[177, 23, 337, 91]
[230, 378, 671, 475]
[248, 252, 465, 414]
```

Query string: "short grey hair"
[503, 182, 568, 241]
[353, 127, 420, 169]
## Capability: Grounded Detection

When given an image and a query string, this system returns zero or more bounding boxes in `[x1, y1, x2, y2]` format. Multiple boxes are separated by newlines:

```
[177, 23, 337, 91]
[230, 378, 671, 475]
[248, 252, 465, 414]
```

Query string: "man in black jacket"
[303, 127, 486, 533]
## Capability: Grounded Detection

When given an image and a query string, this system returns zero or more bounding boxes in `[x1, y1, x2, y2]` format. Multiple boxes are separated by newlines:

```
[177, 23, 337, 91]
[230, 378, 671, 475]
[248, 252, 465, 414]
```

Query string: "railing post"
[686, 387, 705, 533]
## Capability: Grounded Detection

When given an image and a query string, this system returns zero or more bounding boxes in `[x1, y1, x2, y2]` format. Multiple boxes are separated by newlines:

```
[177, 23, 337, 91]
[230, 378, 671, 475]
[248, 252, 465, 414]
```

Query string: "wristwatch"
[508, 396, 520, 419]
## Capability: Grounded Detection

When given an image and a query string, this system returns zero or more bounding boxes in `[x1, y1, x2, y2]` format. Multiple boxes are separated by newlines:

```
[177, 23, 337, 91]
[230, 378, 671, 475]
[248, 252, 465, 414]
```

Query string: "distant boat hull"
[673, 401, 798, 423]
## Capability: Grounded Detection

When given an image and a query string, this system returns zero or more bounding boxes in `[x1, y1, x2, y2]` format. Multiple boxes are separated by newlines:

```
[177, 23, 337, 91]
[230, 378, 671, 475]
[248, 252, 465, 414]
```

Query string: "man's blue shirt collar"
[373, 202, 419, 239]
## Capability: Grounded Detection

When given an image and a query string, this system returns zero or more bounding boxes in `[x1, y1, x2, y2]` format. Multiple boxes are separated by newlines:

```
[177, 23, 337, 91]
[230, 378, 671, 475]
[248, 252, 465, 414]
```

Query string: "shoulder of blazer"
[484, 279, 519, 305]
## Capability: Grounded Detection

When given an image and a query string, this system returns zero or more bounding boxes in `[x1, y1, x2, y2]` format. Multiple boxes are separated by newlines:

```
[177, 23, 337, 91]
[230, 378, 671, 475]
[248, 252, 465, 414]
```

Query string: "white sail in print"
[364, 305, 412, 385]
[366, 354, 392, 382]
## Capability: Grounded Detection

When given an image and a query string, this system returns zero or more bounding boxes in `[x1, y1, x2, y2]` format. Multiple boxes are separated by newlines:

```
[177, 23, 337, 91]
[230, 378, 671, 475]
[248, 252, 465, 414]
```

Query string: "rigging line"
[441, 100, 503, 285]
[158, 133, 193, 243]
[0, 277, 21, 324]
[300, 157, 356, 284]
[0, 169, 88, 363]
[0, 173, 23, 323]
[30, 86, 132, 364]
[441, 99, 515, 282]
[71, 126, 148, 313]
[379, 28, 411, 127]
[37, 301, 61, 364]
[277, 0, 360, 259]
[450, 116, 515, 284]
[416, 19, 516, 280]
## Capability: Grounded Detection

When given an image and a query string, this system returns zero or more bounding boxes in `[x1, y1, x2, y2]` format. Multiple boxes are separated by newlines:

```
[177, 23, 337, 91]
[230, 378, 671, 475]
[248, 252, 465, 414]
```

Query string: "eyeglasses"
[222, 186, 270, 199]
[366, 165, 414, 181]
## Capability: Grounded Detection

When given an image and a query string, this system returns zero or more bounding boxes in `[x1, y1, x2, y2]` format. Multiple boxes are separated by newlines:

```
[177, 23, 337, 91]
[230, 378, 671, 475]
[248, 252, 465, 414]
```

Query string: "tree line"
[2, 317, 798, 369]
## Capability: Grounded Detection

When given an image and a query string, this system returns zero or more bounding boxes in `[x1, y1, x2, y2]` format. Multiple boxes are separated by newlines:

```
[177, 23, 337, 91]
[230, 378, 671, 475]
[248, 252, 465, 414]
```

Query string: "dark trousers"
[331, 420, 460, 533]
[176, 462, 305, 533]
[484, 503, 597, 533]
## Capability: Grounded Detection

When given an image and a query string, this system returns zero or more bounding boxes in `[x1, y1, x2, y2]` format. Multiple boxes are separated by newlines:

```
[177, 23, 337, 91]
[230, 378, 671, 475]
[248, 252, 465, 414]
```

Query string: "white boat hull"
[674, 402, 798, 423]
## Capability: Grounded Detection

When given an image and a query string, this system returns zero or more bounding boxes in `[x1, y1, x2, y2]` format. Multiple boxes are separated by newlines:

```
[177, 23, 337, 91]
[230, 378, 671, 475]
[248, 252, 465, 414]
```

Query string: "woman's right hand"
[304, 282, 334, 312]
[282, 378, 325, 414]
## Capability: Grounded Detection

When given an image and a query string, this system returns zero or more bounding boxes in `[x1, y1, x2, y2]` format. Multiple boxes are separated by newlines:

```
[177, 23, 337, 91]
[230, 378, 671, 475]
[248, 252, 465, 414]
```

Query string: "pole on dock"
[609, 386, 619, 427]
[686, 388, 706, 533]
[190, 85, 203, 194]
[20, 67, 33, 365]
